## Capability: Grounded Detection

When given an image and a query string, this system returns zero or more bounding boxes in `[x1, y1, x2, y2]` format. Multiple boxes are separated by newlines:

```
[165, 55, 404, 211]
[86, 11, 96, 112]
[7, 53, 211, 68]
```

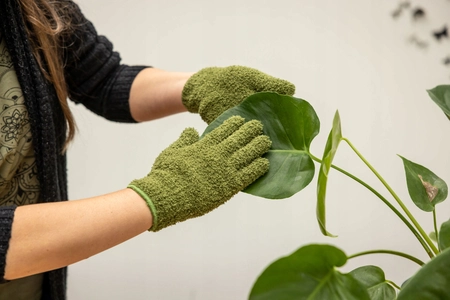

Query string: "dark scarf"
[0, 0, 69, 299]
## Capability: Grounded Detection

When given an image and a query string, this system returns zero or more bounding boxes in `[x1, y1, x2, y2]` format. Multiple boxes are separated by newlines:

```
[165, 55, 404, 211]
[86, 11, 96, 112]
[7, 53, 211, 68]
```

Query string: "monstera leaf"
[398, 248, 450, 299]
[249, 244, 370, 300]
[203, 92, 320, 199]
[399, 156, 448, 211]
[427, 85, 450, 119]
[439, 219, 450, 251]
[317, 111, 342, 236]
[349, 265, 396, 300]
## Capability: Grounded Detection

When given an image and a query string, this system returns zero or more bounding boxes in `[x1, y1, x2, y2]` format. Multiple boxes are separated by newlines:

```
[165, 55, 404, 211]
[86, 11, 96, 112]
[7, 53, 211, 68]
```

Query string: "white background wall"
[66, 0, 450, 299]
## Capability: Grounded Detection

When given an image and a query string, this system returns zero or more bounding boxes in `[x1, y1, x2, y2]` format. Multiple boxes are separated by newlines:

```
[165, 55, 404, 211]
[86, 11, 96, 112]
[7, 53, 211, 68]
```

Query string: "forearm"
[129, 68, 194, 121]
[4, 188, 152, 280]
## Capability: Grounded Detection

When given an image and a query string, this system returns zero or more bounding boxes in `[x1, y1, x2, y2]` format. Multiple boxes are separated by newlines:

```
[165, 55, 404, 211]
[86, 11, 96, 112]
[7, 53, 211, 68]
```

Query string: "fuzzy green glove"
[128, 116, 271, 232]
[182, 65, 296, 124]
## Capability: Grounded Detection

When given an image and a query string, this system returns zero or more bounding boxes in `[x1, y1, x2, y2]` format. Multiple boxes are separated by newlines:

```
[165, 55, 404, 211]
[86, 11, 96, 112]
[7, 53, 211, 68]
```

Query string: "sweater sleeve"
[63, 1, 149, 123]
[0, 206, 16, 282]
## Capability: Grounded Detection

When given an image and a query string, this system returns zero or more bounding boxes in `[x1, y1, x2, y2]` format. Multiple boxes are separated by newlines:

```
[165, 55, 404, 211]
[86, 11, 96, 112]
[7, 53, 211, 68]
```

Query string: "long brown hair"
[18, 0, 76, 150]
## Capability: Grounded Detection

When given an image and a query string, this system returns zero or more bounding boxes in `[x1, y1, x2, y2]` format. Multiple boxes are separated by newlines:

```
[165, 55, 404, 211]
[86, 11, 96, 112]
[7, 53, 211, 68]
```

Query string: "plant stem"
[386, 280, 401, 290]
[433, 209, 440, 252]
[309, 154, 434, 258]
[348, 249, 425, 266]
[341, 138, 439, 255]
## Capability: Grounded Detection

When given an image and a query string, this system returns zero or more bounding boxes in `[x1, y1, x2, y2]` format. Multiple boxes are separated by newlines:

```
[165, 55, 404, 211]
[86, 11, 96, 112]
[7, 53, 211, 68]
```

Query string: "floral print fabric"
[0, 33, 39, 206]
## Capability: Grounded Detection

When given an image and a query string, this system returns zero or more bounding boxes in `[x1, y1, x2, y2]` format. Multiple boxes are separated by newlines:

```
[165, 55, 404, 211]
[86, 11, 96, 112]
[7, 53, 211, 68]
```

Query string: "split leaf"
[398, 248, 450, 299]
[317, 111, 342, 237]
[349, 265, 396, 300]
[427, 85, 450, 119]
[249, 244, 370, 300]
[399, 156, 447, 211]
[203, 92, 320, 199]
[439, 219, 450, 251]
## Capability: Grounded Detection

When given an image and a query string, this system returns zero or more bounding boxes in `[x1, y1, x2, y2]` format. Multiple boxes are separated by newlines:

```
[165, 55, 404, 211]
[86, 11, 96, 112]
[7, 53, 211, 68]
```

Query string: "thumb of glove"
[167, 128, 199, 150]
[152, 128, 200, 171]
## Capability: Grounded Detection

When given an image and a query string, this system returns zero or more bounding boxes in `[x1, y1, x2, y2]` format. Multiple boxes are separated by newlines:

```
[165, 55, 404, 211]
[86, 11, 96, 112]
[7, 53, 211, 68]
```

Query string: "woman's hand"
[182, 65, 295, 124]
[128, 116, 271, 231]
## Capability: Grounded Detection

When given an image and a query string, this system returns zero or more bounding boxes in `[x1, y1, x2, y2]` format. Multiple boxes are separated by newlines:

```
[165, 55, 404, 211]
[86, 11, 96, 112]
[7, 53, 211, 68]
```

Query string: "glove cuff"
[127, 185, 158, 231]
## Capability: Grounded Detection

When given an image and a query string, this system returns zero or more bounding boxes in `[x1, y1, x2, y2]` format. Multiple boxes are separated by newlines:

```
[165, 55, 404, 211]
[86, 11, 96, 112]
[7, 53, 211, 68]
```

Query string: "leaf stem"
[341, 138, 439, 256]
[433, 209, 440, 252]
[309, 154, 434, 258]
[348, 249, 425, 266]
[386, 280, 401, 290]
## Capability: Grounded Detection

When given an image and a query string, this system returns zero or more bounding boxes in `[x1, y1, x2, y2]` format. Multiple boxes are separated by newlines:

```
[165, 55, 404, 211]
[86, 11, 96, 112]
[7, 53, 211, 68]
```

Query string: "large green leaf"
[439, 219, 450, 251]
[249, 244, 370, 300]
[399, 156, 448, 212]
[202, 92, 320, 199]
[398, 248, 450, 299]
[317, 111, 342, 237]
[349, 265, 396, 300]
[427, 85, 450, 119]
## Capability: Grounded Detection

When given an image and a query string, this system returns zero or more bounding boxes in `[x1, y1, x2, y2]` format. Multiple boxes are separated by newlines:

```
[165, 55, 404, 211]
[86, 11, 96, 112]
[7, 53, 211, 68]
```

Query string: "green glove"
[182, 65, 296, 124]
[128, 116, 271, 232]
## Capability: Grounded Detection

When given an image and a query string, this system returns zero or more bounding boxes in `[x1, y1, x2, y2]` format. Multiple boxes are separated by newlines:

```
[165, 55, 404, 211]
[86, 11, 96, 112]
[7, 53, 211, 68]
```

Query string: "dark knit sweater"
[0, 1, 147, 299]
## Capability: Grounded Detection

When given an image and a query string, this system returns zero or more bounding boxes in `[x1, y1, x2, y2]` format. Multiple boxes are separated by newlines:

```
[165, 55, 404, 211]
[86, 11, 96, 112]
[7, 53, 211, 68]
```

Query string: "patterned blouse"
[0, 33, 40, 206]
[0, 32, 43, 300]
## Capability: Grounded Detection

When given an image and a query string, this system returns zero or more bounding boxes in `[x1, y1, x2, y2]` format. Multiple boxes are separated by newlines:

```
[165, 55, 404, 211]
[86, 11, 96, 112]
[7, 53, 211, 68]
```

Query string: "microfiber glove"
[182, 65, 296, 124]
[128, 116, 271, 232]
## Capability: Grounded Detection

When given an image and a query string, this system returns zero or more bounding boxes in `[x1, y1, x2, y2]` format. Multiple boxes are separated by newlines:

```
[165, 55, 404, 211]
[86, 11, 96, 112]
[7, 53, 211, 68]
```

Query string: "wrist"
[129, 68, 194, 121]
[127, 185, 158, 231]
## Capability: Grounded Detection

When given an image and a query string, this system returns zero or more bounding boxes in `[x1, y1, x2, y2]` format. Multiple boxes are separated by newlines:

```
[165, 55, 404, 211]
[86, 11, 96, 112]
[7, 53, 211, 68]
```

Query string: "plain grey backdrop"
[66, 0, 450, 299]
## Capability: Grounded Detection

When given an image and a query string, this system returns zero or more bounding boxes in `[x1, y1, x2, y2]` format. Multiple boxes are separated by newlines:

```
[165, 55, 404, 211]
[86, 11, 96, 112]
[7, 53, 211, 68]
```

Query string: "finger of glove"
[218, 119, 264, 155]
[168, 128, 199, 150]
[236, 157, 270, 189]
[230, 135, 271, 170]
[201, 116, 245, 146]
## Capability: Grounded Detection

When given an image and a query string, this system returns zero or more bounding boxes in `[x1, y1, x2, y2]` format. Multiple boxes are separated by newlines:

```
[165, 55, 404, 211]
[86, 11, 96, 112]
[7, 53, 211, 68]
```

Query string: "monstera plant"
[203, 85, 450, 299]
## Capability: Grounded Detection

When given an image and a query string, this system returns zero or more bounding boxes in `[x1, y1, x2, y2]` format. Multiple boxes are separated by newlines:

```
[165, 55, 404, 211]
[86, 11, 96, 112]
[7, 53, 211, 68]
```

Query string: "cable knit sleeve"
[63, 1, 149, 122]
[0, 206, 16, 282]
